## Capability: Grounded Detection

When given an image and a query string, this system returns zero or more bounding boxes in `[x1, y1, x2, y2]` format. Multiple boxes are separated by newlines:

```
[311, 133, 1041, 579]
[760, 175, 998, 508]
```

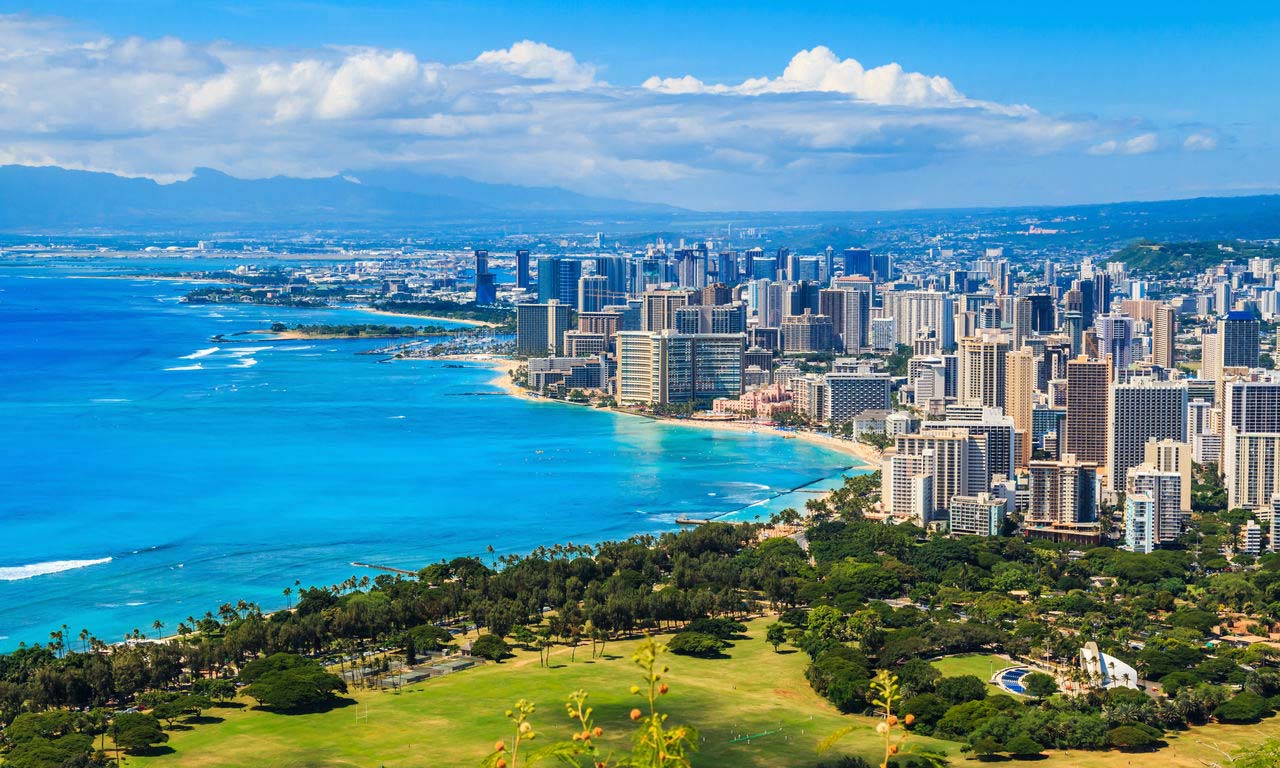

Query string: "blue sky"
[2, 1, 1277, 210]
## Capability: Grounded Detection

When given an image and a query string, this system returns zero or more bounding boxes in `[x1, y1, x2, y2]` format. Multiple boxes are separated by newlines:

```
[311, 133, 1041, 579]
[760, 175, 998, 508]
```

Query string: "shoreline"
[423, 353, 880, 470]
[359, 307, 499, 328]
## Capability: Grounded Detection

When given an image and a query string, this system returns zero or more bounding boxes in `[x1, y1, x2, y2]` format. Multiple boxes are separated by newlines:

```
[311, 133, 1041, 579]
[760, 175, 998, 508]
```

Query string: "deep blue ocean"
[0, 255, 856, 650]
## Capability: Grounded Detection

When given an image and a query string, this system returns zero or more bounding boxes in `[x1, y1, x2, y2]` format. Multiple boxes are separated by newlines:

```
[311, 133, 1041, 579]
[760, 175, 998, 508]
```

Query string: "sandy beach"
[425, 353, 881, 470]
[360, 307, 499, 328]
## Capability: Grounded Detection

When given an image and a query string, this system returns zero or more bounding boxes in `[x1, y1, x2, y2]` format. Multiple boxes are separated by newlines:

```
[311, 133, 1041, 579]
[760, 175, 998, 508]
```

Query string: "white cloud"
[473, 39, 596, 90]
[1088, 132, 1159, 156]
[0, 15, 1197, 208]
[1183, 131, 1219, 151]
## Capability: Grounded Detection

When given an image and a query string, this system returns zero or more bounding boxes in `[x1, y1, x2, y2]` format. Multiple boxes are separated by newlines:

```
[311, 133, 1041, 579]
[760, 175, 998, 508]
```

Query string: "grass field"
[131, 625, 1280, 768]
[134, 617, 961, 768]
[929, 653, 1013, 694]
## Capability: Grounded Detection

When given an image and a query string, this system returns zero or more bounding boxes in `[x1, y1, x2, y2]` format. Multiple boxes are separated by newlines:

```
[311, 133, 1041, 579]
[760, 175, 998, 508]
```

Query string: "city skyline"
[1, 2, 1278, 210]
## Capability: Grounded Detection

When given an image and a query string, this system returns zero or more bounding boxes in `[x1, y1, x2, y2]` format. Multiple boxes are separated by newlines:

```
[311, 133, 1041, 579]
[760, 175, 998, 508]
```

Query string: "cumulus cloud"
[1088, 132, 1160, 156]
[1183, 131, 1219, 151]
[472, 39, 596, 90]
[0, 15, 1211, 207]
[645, 46, 977, 109]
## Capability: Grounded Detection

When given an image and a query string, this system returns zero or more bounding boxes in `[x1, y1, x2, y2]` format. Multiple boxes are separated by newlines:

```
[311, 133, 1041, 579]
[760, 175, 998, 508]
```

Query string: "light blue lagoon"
[0, 256, 863, 649]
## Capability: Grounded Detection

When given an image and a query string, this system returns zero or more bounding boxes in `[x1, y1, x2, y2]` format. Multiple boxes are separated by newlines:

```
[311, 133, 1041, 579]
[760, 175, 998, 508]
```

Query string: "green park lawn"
[130, 626, 1280, 768]
[929, 653, 1012, 694]
[134, 617, 961, 768]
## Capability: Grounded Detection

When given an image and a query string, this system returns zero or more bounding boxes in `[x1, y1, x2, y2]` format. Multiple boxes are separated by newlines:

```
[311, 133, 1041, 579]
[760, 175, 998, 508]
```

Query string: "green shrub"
[667, 631, 728, 658]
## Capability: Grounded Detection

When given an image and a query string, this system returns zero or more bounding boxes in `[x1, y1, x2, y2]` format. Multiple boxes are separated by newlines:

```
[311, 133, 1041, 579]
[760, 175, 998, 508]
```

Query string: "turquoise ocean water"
[0, 255, 862, 650]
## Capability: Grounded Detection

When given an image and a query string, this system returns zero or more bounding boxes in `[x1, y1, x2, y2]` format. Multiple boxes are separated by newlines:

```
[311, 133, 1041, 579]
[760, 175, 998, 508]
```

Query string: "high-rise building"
[824, 373, 892, 424]
[1006, 348, 1037, 468]
[642, 289, 694, 332]
[474, 249, 498, 305]
[1220, 311, 1261, 368]
[577, 275, 611, 313]
[1152, 304, 1177, 369]
[1107, 381, 1187, 493]
[1096, 312, 1139, 374]
[515, 300, 573, 357]
[1125, 494, 1156, 553]
[1222, 377, 1280, 510]
[870, 318, 895, 352]
[881, 453, 933, 525]
[1028, 294, 1055, 334]
[841, 247, 872, 277]
[1202, 332, 1223, 382]
[883, 290, 955, 349]
[616, 330, 745, 405]
[515, 249, 531, 290]
[958, 332, 1010, 409]
[922, 406, 1018, 484]
[537, 257, 582, 305]
[949, 493, 1008, 537]
[1011, 296, 1032, 351]
[1065, 356, 1111, 466]
[893, 430, 989, 516]
[781, 311, 836, 353]
[1028, 454, 1100, 525]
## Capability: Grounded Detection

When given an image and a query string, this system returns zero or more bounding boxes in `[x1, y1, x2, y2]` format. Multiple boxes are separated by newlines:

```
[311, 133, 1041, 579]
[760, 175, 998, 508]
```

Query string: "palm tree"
[283, 586, 292, 609]
[152, 619, 164, 639]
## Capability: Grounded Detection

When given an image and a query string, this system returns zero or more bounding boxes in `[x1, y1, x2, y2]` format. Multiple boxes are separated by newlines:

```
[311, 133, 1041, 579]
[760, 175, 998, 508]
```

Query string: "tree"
[1106, 724, 1160, 751]
[766, 622, 786, 652]
[240, 653, 347, 713]
[971, 736, 1003, 759]
[471, 634, 510, 662]
[1214, 691, 1272, 724]
[1022, 671, 1058, 701]
[935, 675, 987, 705]
[666, 631, 727, 658]
[112, 712, 167, 753]
[1004, 735, 1043, 758]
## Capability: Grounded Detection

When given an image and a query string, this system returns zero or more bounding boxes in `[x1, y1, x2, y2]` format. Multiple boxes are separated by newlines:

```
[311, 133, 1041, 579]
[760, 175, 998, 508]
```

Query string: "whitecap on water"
[232, 358, 258, 368]
[0, 557, 112, 581]
[180, 347, 219, 360]
[165, 364, 203, 371]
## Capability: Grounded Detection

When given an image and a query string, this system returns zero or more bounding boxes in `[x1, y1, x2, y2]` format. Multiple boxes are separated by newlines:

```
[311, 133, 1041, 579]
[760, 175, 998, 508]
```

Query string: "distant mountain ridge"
[0, 165, 686, 232]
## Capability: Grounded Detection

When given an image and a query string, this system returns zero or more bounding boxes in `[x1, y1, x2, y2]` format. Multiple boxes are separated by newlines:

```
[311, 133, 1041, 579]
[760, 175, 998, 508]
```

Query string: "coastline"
[425, 353, 880, 470]
[359, 307, 499, 328]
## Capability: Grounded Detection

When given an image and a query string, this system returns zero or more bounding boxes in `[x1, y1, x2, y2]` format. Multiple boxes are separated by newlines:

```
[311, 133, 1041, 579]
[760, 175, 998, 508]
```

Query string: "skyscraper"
[616, 330, 745, 405]
[1011, 296, 1032, 351]
[515, 300, 573, 357]
[474, 249, 497, 305]
[515, 249, 531, 290]
[1096, 312, 1139, 374]
[1065, 356, 1111, 466]
[577, 275, 610, 313]
[1107, 380, 1187, 493]
[841, 247, 872, 277]
[1027, 454, 1100, 525]
[1220, 311, 1261, 368]
[1006, 348, 1037, 469]
[642, 289, 693, 332]
[958, 332, 1010, 409]
[537, 257, 582, 305]
[1222, 377, 1280, 510]
[1152, 303, 1177, 369]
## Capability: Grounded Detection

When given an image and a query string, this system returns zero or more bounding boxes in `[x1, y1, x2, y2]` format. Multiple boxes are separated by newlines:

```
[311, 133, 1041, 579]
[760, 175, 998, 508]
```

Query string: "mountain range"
[0, 165, 684, 233]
